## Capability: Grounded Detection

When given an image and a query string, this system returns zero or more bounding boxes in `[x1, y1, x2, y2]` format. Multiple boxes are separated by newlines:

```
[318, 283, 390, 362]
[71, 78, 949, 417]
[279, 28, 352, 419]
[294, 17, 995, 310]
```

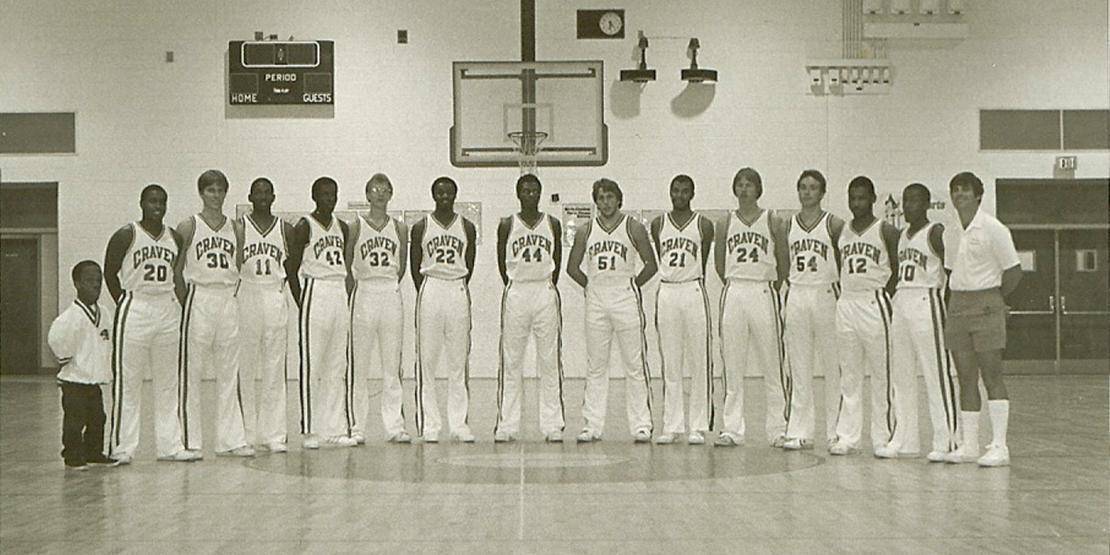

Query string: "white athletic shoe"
[944, 443, 980, 464]
[186, 449, 204, 461]
[714, 433, 742, 447]
[545, 430, 563, 443]
[111, 453, 133, 465]
[323, 435, 358, 448]
[453, 431, 477, 443]
[218, 445, 256, 458]
[874, 444, 919, 459]
[266, 441, 288, 453]
[158, 450, 201, 462]
[687, 431, 705, 445]
[782, 438, 813, 451]
[417, 435, 439, 444]
[829, 442, 860, 456]
[494, 431, 515, 443]
[977, 444, 1010, 467]
[770, 434, 787, 448]
[351, 432, 367, 445]
[576, 430, 599, 443]
[387, 431, 412, 444]
[633, 429, 652, 443]
[303, 436, 320, 450]
[926, 450, 947, 463]
[653, 433, 677, 445]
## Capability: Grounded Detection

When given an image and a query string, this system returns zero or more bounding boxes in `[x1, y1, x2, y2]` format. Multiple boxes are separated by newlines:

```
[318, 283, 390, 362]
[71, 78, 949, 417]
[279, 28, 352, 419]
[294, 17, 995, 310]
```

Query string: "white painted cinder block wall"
[2, 0, 1107, 379]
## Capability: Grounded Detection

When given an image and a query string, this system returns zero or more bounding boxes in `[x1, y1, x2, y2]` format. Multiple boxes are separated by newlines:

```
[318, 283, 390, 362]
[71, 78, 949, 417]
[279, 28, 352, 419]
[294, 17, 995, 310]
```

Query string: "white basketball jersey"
[897, 222, 945, 290]
[299, 215, 347, 281]
[182, 215, 237, 286]
[788, 212, 838, 285]
[724, 209, 777, 282]
[420, 214, 468, 280]
[352, 215, 402, 281]
[120, 222, 178, 294]
[240, 214, 287, 285]
[839, 220, 890, 292]
[506, 213, 556, 282]
[585, 215, 636, 287]
[656, 213, 704, 283]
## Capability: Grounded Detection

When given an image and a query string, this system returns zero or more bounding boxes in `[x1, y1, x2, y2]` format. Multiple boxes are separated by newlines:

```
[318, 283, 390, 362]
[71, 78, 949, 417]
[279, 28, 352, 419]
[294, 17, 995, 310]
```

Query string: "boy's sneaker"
[633, 429, 652, 443]
[65, 461, 89, 471]
[944, 443, 980, 464]
[576, 430, 600, 443]
[688, 431, 705, 445]
[111, 453, 133, 465]
[926, 450, 948, 463]
[653, 433, 677, 445]
[977, 444, 1010, 467]
[351, 432, 366, 445]
[323, 435, 357, 448]
[158, 450, 201, 462]
[186, 449, 204, 461]
[417, 435, 439, 444]
[494, 431, 515, 443]
[545, 430, 563, 443]
[714, 433, 741, 447]
[266, 441, 288, 453]
[218, 446, 256, 458]
[829, 442, 859, 456]
[86, 454, 119, 467]
[303, 436, 320, 450]
[453, 431, 477, 443]
[782, 438, 813, 451]
[387, 431, 412, 444]
[770, 434, 787, 448]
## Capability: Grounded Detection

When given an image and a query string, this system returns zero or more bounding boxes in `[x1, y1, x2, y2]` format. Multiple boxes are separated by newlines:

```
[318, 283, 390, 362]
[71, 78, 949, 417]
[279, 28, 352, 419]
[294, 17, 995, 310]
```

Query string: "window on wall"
[980, 109, 1110, 151]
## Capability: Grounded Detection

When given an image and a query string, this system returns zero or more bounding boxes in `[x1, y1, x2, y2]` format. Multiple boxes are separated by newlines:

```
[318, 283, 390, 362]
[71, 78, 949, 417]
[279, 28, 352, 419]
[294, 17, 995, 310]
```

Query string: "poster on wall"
[561, 203, 594, 246]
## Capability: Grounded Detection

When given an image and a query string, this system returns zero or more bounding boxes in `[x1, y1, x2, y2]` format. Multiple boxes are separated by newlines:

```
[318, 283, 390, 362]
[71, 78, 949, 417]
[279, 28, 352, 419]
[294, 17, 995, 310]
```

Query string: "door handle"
[1048, 295, 1055, 312]
[1060, 295, 1067, 313]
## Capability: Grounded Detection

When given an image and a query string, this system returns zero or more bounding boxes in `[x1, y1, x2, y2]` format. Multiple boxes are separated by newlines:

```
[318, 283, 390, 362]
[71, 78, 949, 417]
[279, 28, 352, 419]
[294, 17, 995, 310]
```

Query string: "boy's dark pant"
[60, 381, 106, 465]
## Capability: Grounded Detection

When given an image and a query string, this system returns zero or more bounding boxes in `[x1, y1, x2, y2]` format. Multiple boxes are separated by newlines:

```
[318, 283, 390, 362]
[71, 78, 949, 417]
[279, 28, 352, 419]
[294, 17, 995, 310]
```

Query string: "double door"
[1007, 226, 1109, 373]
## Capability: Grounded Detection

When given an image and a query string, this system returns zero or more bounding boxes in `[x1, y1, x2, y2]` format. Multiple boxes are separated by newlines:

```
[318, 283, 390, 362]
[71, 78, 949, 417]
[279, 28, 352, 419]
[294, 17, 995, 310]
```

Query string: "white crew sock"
[960, 411, 980, 452]
[988, 400, 1010, 448]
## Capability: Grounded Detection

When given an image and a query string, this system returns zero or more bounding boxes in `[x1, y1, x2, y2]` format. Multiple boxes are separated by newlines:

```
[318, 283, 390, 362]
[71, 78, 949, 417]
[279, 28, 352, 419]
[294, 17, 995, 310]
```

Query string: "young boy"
[49, 260, 117, 470]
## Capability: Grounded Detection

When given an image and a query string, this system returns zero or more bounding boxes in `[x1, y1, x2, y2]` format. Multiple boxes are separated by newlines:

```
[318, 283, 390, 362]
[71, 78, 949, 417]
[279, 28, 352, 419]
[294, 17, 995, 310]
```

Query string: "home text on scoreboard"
[228, 40, 334, 105]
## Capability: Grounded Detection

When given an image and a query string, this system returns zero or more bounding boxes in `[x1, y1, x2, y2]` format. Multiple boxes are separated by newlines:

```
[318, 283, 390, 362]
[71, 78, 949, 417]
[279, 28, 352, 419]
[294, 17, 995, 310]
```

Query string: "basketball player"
[830, 176, 899, 456]
[175, 170, 253, 458]
[493, 174, 565, 443]
[567, 178, 658, 443]
[287, 177, 358, 449]
[876, 183, 960, 461]
[410, 177, 478, 443]
[235, 177, 294, 453]
[715, 168, 790, 447]
[782, 169, 845, 450]
[650, 174, 714, 445]
[346, 173, 411, 444]
[103, 184, 198, 463]
[942, 172, 1021, 467]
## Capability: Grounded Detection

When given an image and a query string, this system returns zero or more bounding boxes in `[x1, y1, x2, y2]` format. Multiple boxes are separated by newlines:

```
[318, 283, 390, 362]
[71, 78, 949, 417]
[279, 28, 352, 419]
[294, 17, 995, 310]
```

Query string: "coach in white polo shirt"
[942, 172, 1022, 467]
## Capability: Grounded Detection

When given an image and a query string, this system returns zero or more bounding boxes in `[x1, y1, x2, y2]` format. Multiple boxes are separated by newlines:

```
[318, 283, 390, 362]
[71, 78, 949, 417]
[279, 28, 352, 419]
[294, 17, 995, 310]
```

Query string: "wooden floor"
[1, 375, 1107, 553]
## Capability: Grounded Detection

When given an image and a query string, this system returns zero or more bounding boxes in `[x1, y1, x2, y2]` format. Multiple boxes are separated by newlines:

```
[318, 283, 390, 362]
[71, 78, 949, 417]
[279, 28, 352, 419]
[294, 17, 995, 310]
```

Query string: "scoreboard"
[228, 40, 334, 105]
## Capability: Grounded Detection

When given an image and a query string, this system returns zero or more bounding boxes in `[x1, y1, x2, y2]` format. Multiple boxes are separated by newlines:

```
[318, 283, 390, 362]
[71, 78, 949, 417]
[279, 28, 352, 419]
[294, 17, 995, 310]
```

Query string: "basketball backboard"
[451, 60, 608, 168]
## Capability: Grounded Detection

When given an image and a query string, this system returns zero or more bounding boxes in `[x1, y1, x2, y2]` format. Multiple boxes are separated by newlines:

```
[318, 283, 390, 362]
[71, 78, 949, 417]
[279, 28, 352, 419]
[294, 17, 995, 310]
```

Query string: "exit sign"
[1056, 155, 1077, 170]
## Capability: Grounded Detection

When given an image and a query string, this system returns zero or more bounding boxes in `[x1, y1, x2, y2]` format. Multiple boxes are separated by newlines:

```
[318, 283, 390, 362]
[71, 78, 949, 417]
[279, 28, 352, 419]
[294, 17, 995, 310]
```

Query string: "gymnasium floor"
[1, 375, 1106, 553]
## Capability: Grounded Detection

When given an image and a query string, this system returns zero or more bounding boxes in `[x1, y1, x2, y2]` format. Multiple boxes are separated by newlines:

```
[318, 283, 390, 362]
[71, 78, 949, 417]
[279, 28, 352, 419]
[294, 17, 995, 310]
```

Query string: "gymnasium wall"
[2, 0, 1107, 379]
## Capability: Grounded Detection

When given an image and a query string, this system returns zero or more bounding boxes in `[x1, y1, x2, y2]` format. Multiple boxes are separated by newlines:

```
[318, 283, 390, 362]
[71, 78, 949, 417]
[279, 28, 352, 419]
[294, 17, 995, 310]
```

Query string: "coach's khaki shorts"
[945, 289, 1008, 352]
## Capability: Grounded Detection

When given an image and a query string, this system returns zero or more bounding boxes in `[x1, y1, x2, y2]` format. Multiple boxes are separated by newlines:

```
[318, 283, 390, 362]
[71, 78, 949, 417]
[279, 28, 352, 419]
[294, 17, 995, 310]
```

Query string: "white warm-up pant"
[298, 278, 350, 438]
[415, 277, 472, 438]
[834, 290, 895, 449]
[784, 283, 841, 443]
[655, 280, 713, 435]
[719, 280, 787, 442]
[582, 280, 653, 437]
[350, 279, 406, 439]
[889, 288, 960, 453]
[109, 292, 184, 459]
[238, 282, 288, 446]
[179, 284, 247, 453]
[495, 279, 565, 437]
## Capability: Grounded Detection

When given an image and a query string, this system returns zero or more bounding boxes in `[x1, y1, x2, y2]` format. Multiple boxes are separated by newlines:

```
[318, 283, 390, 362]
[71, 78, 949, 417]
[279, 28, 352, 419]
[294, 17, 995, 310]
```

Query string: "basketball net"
[508, 131, 548, 176]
